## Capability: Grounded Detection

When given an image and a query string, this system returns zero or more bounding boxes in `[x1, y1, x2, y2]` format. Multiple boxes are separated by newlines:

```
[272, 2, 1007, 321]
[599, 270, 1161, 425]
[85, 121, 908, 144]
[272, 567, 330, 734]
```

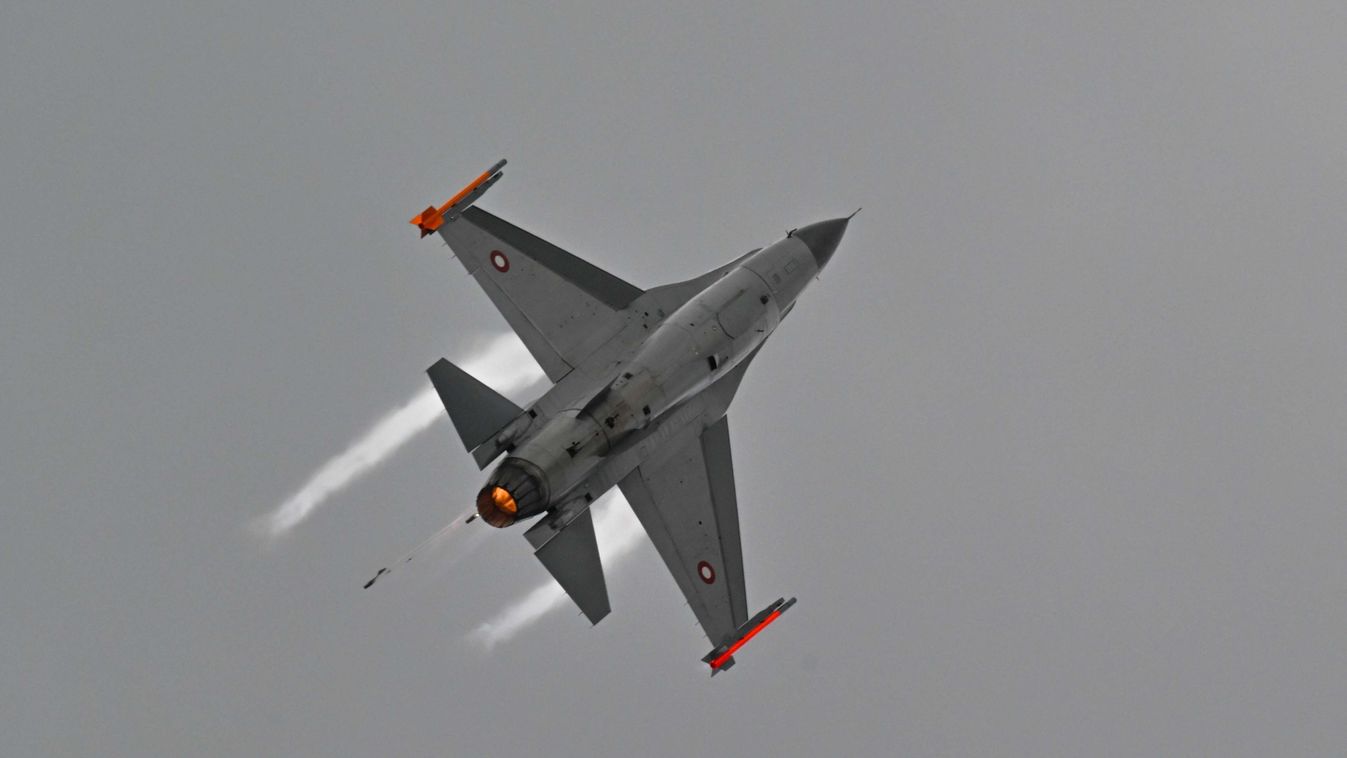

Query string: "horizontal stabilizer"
[426, 358, 522, 454]
[525, 507, 610, 625]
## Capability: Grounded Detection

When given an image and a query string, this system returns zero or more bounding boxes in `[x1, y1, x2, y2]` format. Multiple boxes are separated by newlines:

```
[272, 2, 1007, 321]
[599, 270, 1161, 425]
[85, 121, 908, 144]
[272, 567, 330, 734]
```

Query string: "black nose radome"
[794, 216, 851, 269]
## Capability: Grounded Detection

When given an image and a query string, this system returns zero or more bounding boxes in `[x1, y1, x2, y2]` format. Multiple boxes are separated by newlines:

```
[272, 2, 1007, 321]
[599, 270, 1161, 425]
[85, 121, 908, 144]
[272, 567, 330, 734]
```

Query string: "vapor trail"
[262, 333, 544, 538]
[469, 493, 647, 649]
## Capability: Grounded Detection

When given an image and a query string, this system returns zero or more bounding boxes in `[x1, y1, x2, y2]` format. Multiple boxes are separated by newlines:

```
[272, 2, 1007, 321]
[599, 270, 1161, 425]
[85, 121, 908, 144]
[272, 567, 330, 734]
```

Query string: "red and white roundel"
[697, 561, 716, 584]
[489, 250, 510, 272]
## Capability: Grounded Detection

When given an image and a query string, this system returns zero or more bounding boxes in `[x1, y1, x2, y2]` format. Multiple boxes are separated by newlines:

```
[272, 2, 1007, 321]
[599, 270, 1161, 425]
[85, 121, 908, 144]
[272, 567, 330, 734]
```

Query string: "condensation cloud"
[261, 334, 543, 537]
[469, 493, 646, 650]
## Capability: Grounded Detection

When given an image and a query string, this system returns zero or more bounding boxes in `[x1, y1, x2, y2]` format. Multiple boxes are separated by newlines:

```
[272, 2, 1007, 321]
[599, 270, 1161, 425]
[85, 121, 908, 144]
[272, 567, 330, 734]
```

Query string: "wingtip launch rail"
[411, 158, 507, 237]
[702, 597, 797, 675]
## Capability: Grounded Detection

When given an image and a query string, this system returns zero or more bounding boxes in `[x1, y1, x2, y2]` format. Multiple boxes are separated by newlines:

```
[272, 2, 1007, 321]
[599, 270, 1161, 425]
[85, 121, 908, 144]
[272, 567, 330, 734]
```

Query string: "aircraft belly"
[574, 339, 761, 503]
[577, 394, 714, 503]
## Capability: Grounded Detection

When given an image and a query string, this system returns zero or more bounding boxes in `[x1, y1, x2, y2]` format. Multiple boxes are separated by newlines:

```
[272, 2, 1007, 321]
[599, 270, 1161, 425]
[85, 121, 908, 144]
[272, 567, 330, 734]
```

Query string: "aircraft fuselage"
[476, 219, 846, 528]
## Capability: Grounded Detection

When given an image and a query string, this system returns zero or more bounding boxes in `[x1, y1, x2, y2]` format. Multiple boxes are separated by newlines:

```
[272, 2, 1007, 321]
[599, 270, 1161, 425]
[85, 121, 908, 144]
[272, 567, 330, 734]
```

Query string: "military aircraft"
[412, 159, 852, 674]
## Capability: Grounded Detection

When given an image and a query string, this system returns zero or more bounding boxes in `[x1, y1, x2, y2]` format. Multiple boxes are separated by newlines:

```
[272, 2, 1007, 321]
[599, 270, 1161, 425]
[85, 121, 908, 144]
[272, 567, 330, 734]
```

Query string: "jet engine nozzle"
[477, 458, 548, 527]
[476, 486, 518, 528]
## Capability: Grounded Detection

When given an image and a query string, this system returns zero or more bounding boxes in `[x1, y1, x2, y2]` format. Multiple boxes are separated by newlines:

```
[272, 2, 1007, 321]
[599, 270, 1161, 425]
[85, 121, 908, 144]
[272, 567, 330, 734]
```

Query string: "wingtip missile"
[411, 158, 507, 237]
[703, 596, 797, 675]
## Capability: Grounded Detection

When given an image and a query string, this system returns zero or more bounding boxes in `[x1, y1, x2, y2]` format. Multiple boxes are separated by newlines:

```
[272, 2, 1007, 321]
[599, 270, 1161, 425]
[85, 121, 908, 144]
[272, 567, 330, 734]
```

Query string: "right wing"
[436, 205, 643, 382]
[618, 415, 748, 647]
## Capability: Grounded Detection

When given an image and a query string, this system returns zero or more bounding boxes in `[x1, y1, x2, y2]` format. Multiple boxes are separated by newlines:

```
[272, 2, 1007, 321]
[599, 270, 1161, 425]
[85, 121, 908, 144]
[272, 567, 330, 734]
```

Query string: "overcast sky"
[4, 2, 1347, 756]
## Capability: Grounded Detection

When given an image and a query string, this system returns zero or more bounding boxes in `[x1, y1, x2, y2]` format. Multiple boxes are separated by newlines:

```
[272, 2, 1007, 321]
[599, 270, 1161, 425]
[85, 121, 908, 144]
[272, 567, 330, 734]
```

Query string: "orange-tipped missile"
[411, 158, 507, 237]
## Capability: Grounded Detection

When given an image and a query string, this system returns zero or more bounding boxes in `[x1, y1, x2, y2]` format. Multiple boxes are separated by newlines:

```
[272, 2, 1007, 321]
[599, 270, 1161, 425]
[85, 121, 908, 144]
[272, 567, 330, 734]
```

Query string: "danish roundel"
[490, 250, 510, 272]
[697, 561, 716, 584]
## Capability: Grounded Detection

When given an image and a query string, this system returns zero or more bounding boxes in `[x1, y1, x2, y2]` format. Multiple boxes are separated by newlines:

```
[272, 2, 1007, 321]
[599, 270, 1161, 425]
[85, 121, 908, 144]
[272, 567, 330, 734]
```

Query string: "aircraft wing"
[618, 416, 749, 648]
[437, 206, 643, 382]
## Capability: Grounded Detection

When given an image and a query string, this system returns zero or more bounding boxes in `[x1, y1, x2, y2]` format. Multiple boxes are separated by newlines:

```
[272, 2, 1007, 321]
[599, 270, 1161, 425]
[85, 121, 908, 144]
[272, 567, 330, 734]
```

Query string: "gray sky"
[4, 2, 1347, 755]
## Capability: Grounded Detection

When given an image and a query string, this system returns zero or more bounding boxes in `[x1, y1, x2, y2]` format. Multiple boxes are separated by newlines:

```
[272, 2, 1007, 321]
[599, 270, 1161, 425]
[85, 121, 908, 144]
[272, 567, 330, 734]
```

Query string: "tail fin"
[426, 358, 522, 467]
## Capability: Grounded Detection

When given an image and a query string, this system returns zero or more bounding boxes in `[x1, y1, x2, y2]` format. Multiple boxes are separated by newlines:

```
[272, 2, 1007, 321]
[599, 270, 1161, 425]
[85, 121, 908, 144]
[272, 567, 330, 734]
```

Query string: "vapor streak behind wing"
[262, 334, 544, 537]
[470, 493, 646, 649]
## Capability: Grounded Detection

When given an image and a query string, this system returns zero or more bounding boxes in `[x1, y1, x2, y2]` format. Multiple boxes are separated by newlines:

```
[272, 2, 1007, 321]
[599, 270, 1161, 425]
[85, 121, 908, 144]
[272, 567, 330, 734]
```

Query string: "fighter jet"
[413, 160, 852, 674]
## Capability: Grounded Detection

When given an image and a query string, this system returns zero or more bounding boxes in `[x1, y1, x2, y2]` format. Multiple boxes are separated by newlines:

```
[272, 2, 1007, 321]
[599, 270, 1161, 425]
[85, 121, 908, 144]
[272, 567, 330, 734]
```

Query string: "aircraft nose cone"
[794, 216, 851, 269]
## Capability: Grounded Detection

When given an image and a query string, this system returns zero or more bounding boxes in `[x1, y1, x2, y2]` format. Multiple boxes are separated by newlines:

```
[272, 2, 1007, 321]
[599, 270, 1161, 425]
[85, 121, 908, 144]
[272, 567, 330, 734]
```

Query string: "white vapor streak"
[262, 334, 544, 537]
[469, 494, 647, 650]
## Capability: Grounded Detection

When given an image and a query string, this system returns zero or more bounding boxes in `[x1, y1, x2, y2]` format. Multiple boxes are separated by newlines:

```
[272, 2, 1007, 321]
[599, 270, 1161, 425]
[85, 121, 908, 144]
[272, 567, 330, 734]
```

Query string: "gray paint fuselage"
[490, 231, 824, 518]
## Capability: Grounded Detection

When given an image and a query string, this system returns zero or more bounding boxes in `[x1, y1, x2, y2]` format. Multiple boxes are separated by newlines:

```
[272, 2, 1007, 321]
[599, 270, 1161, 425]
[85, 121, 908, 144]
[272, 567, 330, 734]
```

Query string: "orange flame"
[490, 486, 517, 515]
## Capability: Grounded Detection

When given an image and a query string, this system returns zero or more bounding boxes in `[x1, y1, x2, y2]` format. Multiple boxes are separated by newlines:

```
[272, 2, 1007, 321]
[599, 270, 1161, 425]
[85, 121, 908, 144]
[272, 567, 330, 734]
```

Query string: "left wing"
[414, 160, 643, 382]
[439, 208, 642, 382]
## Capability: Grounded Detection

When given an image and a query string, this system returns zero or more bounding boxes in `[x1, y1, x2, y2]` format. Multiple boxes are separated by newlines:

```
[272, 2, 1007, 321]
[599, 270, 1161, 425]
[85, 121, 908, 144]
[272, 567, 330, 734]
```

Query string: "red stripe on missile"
[709, 609, 783, 671]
